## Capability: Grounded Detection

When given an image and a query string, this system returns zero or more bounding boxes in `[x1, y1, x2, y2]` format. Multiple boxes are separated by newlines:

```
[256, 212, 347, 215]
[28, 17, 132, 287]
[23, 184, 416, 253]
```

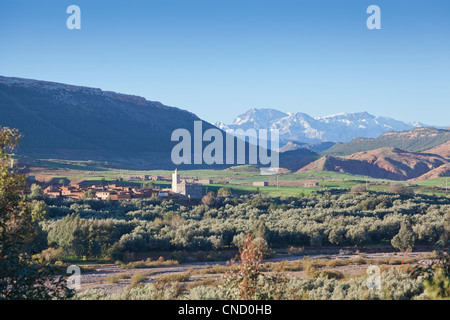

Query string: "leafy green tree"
[310, 233, 323, 247]
[422, 212, 450, 299]
[29, 183, 45, 200]
[31, 200, 48, 222]
[328, 228, 345, 245]
[47, 214, 117, 258]
[358, 197, 379, 211]
[0, 127, 72, 299]
[391, 220, 415, 252]
[217, 187, 232, 197]
[82, 189, 97, 199]
[144, 181, 154, 188]
[252, 217, 268, 240]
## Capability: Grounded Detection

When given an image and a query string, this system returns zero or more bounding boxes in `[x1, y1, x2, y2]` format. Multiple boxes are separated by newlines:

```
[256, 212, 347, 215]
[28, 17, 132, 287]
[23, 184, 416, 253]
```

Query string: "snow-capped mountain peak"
[217, 108, 430, 145]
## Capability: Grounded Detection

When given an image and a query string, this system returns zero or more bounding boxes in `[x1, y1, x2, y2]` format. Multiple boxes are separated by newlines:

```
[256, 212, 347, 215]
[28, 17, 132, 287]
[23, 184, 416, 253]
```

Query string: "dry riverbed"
[75, 251, 434, 295]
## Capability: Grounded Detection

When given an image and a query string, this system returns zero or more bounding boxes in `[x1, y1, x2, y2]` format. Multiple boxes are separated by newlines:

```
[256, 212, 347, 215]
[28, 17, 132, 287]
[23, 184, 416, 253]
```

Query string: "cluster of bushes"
[32, 188, 449, 260]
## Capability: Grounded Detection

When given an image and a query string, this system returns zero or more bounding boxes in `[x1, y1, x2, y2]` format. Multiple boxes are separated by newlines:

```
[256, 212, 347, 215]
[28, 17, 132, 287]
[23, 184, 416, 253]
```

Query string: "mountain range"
[215, 108, 450, 181]
[214, 108, 439, 148]
[1, 76, 448, 181]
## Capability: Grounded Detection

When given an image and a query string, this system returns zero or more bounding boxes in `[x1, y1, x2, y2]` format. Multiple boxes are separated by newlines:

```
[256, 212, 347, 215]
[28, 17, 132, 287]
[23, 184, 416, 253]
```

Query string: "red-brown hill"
[423, 141, 450, 159]
[298, 147, 448, 181]
[409, 163, 450, 181]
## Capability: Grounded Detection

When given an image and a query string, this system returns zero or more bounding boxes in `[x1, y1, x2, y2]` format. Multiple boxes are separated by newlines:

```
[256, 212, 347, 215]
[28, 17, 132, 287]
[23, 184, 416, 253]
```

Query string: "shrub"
[155, 272, 191, 284]
[117, 273, 131, 280]
[311, 270, 344, 280]
[288, 246, 304, 256]
[389, 184, 414, 196]
[130, 273, 147, 287]
[187, 278, 220, 290]
[222, 234, 264, 300]
[391, 220, 415, 252]
[105, 276, 120, 284]
[201, 193, 216, 207]
[120, 257, 179, 269]
[351, 184, 367, 193]
[36, 247, 64, 263]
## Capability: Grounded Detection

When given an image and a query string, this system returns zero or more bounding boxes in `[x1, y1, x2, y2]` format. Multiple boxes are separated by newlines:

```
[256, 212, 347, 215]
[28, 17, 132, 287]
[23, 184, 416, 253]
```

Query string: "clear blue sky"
[1, 0, 449, 126]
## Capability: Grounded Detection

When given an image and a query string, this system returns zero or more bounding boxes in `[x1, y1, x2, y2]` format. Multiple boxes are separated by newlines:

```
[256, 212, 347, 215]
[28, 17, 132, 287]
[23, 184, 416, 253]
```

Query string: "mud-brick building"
[171, 169, 203, 199]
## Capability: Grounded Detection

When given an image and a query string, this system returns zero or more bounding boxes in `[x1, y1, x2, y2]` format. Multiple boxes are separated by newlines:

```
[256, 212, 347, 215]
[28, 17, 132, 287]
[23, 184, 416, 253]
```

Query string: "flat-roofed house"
[304, 181, 319, 188]
[253, 181, 268, 187]
[44, 186, 61, 198]
[96, 190, 118, 200]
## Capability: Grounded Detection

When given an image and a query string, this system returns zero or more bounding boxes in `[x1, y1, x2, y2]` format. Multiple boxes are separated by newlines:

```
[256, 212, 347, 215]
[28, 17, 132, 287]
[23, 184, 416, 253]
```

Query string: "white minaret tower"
[172, 169, 180, 193]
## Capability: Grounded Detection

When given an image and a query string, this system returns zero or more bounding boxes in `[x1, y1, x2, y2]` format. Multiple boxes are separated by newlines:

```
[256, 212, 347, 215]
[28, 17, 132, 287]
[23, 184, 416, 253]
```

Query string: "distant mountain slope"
[323, 127, 450, 156]
[299, 147, 448, 181]
[0, 76, 222, 169]
[216, 108, 431, 146]
[423, 141, 450, 159]
[410, 163, 450, 181]
[277, 142, 307, 153]
[278, 141, 336, 153]
[278, 148, 319, 172]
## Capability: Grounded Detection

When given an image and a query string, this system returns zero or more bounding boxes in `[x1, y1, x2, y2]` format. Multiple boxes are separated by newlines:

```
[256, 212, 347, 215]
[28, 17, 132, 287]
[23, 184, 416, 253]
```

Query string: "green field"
[21, 156, 449, 197]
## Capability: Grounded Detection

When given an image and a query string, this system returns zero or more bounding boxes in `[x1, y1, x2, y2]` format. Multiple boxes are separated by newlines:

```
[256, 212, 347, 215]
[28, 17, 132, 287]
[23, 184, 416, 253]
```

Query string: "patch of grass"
[353, 257, 368, 265]
[311, 270, 344, 280]
[187, 278, 220, 290]
[105, 275, 120, 284]
[168, 250, 236, 263]
[388, 259, 403, 265]
[155, 272, 191, 284]
[130, 273, 147, 287]
[325, 259, 351, 268]
[120, 257, 179, 269]
[192, 264, 230, 275]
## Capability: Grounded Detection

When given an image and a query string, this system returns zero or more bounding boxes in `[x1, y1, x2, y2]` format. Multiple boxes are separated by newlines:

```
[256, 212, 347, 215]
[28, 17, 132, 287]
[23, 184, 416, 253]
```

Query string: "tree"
[144, 181, 154, 189]
[422, 212, 450, 299]
[30, 184, 45, 200]
[209, 235, 223, 251]
[82, 189, 97, 200]
[0, 127, 73, 299]
[351, 184, 367, 193]
[328, 228, 345, 245]
[201, 192, 216, 207]
[47, 214, 117, 258]
[391, 220, 415, 252]
[31, 200, 49, 222]
[252, 217, 268, 240]
[358, 197, 379, 211]
[222, 234, 264, 299]
[217, 187, 232, 197]
[389, 183, 414, 196]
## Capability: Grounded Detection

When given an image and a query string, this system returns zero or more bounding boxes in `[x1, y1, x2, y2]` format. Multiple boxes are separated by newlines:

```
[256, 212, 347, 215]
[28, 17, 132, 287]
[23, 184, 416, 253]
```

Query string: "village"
[36, 169, 209, 201]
